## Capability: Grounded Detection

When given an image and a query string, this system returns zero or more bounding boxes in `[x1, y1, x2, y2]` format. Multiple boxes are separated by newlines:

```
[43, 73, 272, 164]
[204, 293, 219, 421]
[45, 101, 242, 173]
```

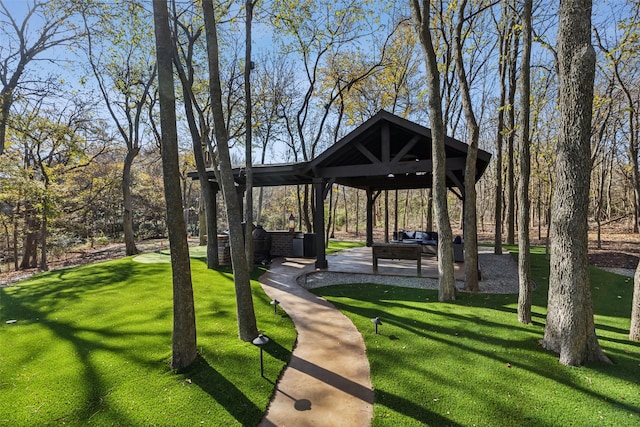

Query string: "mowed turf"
[0, 247, 296, 426]
[313, 247, 640, 426]
[3, 243, 640, 426]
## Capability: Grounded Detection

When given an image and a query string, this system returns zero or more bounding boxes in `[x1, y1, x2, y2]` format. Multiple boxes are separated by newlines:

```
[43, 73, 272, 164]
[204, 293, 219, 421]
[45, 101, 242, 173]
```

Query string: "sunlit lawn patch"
[326, 240, 366, 254]
[0, 251, 295, 426]
[313, 246, 640, 426]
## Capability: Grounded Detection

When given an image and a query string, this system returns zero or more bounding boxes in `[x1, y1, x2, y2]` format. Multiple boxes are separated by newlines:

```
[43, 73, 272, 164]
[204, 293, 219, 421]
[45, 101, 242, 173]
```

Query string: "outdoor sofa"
[392, 230, 464, 262]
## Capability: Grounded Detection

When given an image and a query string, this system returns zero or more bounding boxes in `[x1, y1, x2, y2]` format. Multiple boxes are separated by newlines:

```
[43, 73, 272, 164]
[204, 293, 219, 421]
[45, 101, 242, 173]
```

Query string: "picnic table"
[372, 243, 422, 276]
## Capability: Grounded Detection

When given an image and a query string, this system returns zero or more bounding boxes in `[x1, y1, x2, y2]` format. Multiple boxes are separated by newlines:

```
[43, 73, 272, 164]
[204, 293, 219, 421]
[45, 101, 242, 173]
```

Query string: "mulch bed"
[587, 233, 640, 270]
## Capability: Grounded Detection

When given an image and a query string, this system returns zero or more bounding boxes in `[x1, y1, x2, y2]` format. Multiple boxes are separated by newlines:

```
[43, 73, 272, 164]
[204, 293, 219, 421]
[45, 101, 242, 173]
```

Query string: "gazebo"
[194, 110, 492, 269]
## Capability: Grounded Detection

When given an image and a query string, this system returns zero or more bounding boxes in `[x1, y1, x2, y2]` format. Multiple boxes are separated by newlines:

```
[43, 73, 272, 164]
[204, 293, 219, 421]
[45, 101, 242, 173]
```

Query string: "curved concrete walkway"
[258, 257, 374, 427]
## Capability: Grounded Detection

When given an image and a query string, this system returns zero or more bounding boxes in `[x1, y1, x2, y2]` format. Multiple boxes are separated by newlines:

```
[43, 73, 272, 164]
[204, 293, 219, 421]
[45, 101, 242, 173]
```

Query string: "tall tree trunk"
[494, 4, 508, 255]
[244, 0, 254, 270]
[39, 208, 48, 271]
[342, 186, 349, 233]
[631, 148, 640, 232]
[198, 194, 206, 246]
[411, 0, 456, 301]
[420, 190, 425, 230]
[517, 0, 533, 324]
[384, 190, 389, 242]
[396, 190, 400, 236]
[453, 0, 479, 292]
[355, 190, 360, 236]
[20, 209, 38, 270]
[595, 149, 609, 249]
[202, 0, 258, 342]
[152, 0, 197, 371]
[326, 184, 334, 243]
[331, 185, 338, 238]
[173, 43, 219, 268]
[257, 187, 264, 225]
[122, 148, 139, 256]
[541, 0, 609, 366]
[0, 90, 10, 155]
[403, 190, 410, 229]
[537, 182, 542, 241]
[12, 203, 19, 271]
[205, 184, 219, 268]
[506, 25, 519, 246]
[545, 195, 551, 258]
[631, 261, 640, 341]
[303, 185, 312, 231]
[182, 174, 190, 231]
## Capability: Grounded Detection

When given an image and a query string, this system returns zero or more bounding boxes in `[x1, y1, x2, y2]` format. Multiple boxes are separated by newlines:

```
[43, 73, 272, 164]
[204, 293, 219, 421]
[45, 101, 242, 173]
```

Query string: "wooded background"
[1, 0, 639, 272]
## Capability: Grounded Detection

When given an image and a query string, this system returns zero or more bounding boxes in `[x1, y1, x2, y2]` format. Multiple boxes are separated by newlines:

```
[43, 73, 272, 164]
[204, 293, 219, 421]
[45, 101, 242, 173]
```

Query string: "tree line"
[3, 1, 639, 269]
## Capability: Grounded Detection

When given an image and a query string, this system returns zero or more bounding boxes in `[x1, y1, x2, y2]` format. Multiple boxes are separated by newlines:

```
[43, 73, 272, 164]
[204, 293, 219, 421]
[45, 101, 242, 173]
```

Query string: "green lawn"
[2, 243, 639, 426]
[326, 239, 366, 254]
[0, 247, 296, 426]
[313, 246, 640, 426]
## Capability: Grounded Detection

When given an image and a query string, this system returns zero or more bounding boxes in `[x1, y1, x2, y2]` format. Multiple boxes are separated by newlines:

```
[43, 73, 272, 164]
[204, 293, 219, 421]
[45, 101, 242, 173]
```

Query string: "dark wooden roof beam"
[381, 122, 390, 163]
[391, 135, 421, 163]
[354, 140, 381, 164]
[446, 170, 464, 199]
[316, 156, 468, 179]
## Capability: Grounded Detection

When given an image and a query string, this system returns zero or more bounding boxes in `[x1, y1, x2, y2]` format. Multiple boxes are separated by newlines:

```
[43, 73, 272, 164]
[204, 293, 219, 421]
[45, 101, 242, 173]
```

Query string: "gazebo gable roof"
[191, 110, 491, 193]
[307, 110, 490, 191]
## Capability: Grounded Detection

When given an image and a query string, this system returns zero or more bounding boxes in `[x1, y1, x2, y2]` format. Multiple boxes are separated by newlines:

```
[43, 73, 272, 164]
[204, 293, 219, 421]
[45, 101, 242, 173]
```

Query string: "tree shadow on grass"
[315, 284, 640, 419]
[1, 288, 142, 426]
[187, 356, 264, 426]
[0, 259, 185, 424]
[375, 389, 463, 426]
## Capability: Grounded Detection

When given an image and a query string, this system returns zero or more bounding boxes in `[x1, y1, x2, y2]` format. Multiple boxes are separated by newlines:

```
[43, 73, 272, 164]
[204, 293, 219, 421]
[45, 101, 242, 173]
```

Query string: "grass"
[0, 247, 296, 426]
[2, 242, 639, 426]
[326, 239, 366, 254]
[312, 246, 640, 426]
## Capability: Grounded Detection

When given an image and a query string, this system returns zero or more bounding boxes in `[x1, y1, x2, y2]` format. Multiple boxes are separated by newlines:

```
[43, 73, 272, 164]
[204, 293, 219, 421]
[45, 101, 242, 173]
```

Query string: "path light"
[270, 299, 280, 314]
[252, 334, 270, 377]
[370, 317, 382, 334]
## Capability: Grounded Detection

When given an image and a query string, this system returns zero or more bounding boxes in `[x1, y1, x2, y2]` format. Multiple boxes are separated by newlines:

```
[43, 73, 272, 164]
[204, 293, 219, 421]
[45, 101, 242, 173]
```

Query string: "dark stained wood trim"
[314, 178, 328, 269]
[354, 140, 381, 164]
[381, 121, 390, 163]
[315, 157, 467, 179]
[391, 135, 421, 163]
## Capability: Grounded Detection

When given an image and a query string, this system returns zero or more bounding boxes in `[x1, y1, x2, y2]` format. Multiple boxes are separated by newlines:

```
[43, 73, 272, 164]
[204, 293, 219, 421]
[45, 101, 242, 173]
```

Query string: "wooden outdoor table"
[372, 243, 422, 276]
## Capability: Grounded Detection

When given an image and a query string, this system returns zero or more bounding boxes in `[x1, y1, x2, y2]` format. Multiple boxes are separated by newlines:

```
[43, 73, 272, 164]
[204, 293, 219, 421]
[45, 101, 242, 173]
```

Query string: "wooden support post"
[314, 179, 328, 269]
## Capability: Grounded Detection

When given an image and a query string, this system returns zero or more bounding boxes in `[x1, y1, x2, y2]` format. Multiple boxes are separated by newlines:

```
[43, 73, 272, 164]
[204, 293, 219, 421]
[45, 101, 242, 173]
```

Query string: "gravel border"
[298, 252, 521, 294]
[600, 267, 635, 277]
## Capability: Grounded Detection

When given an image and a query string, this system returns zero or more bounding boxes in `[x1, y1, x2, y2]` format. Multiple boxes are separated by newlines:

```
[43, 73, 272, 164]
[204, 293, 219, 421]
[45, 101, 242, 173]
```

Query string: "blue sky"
[2, 0, 636, 163]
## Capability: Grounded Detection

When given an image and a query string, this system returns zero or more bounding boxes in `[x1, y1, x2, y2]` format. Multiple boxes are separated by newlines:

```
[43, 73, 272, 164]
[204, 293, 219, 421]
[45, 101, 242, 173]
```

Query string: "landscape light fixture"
[288, 213, 295, 233]
[270, 299, 280, 314]
[370, 317, 382, 334]
[252, 334, 270, 377]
